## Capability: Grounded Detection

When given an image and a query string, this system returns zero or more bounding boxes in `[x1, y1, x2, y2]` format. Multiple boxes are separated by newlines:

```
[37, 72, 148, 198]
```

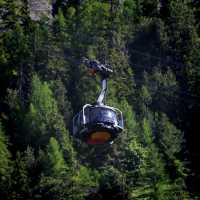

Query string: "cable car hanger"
[72, 58, 124, 145]
[83, 58, 113, 105]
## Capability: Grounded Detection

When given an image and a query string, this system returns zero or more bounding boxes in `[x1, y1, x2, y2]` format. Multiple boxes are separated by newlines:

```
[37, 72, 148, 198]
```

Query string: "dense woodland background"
[0, 0, 200, 199]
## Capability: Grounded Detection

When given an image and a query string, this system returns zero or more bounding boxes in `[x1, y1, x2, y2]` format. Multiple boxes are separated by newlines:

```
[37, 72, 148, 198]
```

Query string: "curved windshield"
[85, 107, 117, 125]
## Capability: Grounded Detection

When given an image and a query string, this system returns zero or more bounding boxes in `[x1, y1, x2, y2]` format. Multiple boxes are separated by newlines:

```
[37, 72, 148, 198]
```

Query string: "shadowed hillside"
[0, 0, 200, 199]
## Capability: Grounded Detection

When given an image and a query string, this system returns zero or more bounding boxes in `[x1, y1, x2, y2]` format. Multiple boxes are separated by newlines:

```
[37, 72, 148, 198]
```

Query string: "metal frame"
[97, 79, 107, 104]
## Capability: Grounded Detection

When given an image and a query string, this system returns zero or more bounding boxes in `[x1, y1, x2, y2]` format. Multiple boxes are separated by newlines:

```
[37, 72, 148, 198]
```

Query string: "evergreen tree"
[37, 137, 72, 200]
[24, 75, 71, 152]
[10, 151, 31, 199]
[37, 137, 98, 200]
[0, 121, 12, 199]
[131, 117, 188, 199]
[0, 0, 197, 199]
[46, 137, 68, 176]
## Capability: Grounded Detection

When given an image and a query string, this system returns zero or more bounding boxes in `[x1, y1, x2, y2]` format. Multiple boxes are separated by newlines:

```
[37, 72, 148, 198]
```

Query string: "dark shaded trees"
[0, 0, 199, 199]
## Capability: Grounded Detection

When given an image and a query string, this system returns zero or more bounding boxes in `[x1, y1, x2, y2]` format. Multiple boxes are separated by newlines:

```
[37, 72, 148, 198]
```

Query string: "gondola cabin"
[72, 58, 124, 144]
[73, 104, 124, 144]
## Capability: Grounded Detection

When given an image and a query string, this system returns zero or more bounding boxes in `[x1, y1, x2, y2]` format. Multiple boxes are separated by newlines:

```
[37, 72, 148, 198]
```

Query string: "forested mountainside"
[0, 0, 200, 199]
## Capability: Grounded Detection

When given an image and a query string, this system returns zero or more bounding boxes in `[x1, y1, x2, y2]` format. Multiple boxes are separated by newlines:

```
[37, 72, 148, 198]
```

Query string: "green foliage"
[35, 137, 72, 200]
[24, 75, 69, 149]
[36, 137, 99, 200]
[0, 0, 198, 199]
[131, 118, 176, 200]
[10, 151, 31, 199]
[154, 113, 182, 158]
[0, 121, 12, 198]
[0, 121, 11, 178]
[46, 137, 68, 176]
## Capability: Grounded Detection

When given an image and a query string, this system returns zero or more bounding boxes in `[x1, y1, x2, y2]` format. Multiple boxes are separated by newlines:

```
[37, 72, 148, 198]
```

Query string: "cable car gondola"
[72, 59, 124, 144]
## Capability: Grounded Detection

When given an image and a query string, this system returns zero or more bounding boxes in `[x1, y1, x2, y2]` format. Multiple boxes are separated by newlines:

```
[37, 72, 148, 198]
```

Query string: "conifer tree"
[0, 0, 196, 198]
[37, 137, 99, 200]
[0, 121, 12, 199]
[10, 152, 31, 199]
[131, 117, 188, 199]
[24, 75, 71, 151]
[46, 137, 68, 176]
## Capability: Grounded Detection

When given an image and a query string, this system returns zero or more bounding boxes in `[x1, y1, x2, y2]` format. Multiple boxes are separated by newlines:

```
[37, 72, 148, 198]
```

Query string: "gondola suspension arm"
[97, 78, 107, 105]
[82, 58, 113, 105]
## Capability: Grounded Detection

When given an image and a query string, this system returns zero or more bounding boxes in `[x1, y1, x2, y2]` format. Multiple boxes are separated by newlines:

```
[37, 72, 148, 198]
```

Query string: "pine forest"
[0, 0, 200, 199]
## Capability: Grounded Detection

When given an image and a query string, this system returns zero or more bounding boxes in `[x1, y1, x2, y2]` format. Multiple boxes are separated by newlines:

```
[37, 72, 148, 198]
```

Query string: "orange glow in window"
[87, 131, 111, 144]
